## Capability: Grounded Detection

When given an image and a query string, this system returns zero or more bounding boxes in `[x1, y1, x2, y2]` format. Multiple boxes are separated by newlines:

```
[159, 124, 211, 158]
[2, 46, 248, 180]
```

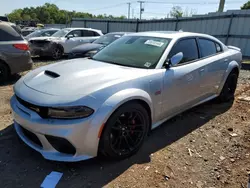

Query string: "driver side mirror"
[67, 34, 74, 39]
[168, 52, 183, 67]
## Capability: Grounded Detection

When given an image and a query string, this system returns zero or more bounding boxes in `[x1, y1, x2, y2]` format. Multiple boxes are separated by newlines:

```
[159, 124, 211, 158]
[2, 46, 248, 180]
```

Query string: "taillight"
[13, 43, 29, 51]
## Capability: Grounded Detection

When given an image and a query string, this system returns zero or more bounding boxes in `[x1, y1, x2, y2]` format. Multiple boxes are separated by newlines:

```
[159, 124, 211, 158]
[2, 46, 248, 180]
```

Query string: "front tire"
[218, 71, 238, 102]
[52, 45, 63, 60]
[99, 102, 149, 160]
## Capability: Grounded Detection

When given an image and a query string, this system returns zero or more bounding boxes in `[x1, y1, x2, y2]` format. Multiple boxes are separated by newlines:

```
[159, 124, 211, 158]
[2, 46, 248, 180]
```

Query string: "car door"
[197, 38, 228, 96]
[161, 38, 204, 118]
[80, 30, 100, 44]
[63, 30, 83, 53]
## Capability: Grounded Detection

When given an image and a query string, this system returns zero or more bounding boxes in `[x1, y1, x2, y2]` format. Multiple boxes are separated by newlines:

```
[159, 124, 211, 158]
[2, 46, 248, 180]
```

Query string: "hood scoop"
[44, 70, 60, 78]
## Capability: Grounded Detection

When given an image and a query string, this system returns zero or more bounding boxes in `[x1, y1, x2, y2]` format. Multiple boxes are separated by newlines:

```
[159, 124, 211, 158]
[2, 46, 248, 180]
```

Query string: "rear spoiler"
[227, 45, 241, 52]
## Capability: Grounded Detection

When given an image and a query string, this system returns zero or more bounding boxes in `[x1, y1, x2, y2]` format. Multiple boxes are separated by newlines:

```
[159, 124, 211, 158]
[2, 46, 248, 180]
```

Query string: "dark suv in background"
[0, 21, 32, 82]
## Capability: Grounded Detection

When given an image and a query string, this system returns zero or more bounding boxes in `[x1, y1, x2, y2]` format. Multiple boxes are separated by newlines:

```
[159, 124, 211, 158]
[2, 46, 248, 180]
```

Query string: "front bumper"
[30, 46, 53, 57]
[10, 96, 106, 162]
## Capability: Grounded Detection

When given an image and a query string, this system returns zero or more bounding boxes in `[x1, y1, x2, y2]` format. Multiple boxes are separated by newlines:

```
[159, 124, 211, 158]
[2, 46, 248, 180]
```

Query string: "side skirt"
[151, 94, 218, 130]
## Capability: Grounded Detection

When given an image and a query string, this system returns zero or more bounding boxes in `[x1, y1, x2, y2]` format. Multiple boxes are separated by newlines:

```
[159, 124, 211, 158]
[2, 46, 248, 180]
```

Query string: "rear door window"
[168, 38, 199, 64]
[198, 38, 217, 58]
[82, 30, 95, 37]
[0, 24, 23, 41]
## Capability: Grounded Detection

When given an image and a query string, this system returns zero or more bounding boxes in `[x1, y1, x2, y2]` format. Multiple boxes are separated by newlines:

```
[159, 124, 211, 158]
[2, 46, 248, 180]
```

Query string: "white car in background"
[29, 28, 103, 59]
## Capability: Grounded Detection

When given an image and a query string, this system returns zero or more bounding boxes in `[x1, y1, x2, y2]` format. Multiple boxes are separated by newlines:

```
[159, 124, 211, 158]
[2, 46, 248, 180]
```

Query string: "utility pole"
[127, 2, 131, 19]
[218, 0, 225, 12]
[137, 1, 145, 20]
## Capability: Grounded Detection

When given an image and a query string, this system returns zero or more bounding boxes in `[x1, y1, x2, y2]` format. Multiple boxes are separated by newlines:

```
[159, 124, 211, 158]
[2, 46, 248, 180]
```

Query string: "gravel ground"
[0, 60, 249, 188]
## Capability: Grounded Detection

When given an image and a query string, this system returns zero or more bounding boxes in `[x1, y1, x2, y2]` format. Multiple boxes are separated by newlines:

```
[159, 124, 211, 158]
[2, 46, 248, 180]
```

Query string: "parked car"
[0, 16, 8, 22]
[25, 28, 60, 40]
[29, 28, 103, 59]
[0, 21, 32, 82]
[21, 27, 37, 36]
[69, 32, 130, 58]
[11, 31, 241, 161]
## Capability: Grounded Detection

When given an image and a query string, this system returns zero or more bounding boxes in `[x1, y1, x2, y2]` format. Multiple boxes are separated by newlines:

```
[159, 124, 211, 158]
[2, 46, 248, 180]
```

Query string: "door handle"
[186, 74, 194, 82]
[200, 68, 205, 72]
[224, 59, 228, 62]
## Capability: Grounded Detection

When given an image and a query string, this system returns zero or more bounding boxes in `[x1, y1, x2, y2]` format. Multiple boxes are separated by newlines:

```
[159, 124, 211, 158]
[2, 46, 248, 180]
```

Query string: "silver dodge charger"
[11, 31, 242, 162]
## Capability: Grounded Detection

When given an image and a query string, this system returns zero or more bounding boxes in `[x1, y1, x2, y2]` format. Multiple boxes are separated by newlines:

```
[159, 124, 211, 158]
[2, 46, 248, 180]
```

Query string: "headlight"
[86, 50, 97, 57]
[47, 106, 94, 119]
[88, 50, 97, 54]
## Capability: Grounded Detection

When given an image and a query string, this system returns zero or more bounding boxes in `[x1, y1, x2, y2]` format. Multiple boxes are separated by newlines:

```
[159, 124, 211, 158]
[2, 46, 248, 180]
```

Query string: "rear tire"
[0, 62, 9, 83]
[218, 71, 238, 102]
[99, 102, 149, 160]
[52, 45, 63, 60]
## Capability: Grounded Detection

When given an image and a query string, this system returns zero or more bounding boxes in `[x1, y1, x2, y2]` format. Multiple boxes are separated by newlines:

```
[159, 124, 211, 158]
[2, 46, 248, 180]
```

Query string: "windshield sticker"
[145, 40, 164, 47]
[115, 35, 121, 38]
[144, 62, 152, 67]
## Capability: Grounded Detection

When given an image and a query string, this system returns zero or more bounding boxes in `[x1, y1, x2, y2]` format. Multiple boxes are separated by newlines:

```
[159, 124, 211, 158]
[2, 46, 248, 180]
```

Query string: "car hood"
[71, 43, 103, 53]
[23, 59, 148, 96]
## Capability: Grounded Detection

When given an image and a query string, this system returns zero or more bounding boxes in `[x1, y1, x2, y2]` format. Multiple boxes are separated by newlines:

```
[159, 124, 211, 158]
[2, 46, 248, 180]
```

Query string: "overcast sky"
[0, 0, 247, 19]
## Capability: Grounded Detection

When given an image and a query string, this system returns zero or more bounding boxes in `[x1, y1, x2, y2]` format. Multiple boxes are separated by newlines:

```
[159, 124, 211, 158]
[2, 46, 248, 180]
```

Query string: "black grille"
[16, 95, 48, 118]
[20, 126, 43, 148]
[45, 135, 76, 155]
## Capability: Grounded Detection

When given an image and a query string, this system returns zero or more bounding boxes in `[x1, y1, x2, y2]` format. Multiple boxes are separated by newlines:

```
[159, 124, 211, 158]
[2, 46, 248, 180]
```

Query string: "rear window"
[198, 39, 217, 58]
[0, 24, 23, 41]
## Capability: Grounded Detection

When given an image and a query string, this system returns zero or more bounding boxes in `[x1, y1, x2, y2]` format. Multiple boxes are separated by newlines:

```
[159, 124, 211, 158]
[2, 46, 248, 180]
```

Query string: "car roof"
[108, 32, 132, 35]
[0, 21, 15, 27]
[64, 27, 101, 31]
[129, 31, 216, 40]
[39, 28, 60, 31]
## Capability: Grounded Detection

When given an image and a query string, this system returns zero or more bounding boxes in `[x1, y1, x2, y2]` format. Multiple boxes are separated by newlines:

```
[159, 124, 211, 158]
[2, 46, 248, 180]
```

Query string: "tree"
[170, 6, 183, 18]
[241, 1, 250, 9]
[7, 3, 125, 24]
[183, 8, 197, 17]
[8, 9, 22, 21]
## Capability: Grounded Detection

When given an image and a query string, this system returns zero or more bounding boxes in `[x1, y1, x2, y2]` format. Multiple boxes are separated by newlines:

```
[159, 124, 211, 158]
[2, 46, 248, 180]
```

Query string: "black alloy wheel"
[52, 46, 63, 60]
[99, 102, 149, 160]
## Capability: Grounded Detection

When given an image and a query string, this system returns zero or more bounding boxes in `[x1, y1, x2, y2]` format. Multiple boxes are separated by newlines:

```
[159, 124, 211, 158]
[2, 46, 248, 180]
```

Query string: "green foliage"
[170, 6, 183, 18]
[7, 3, 126, 24]
[241, 1, 250, 9]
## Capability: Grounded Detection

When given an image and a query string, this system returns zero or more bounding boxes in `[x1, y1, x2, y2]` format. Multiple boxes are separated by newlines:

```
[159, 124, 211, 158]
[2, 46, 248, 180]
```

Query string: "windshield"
[92, 36, 171, 69]
[52, 29, 71, 37]
[93, 33, 123, 45]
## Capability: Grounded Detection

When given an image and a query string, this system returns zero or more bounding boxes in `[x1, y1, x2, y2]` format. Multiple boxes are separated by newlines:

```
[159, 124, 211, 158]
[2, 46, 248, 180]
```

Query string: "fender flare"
[51, 42, 64, 53]
[83, 88, 153, 156]
[218, 60, 240, 94]
[103, 88, 153, 123]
